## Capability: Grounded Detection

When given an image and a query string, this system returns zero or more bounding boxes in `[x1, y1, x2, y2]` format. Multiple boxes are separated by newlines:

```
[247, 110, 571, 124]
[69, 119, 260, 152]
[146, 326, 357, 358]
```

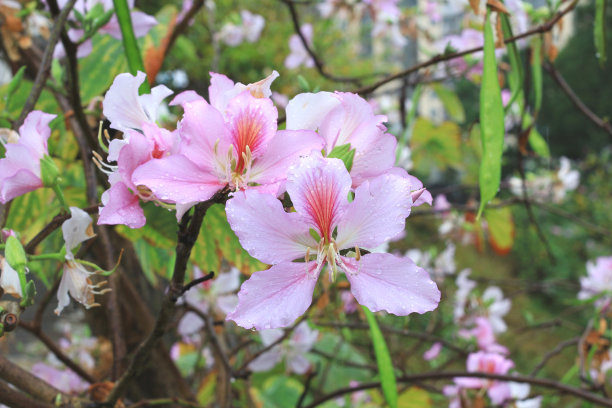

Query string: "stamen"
[355, 246, 361, 261]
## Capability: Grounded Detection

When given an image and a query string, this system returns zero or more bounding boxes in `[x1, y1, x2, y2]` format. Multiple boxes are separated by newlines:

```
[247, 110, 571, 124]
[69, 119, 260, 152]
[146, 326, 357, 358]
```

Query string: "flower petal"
[178, 100, 232, 171]
[248, 347, 283, 372]
[286, 154, 351, 240]
[226, 190, 316, 265]
[132, 154, 224, 204]
[344, 253, 440, 315]
[336, 172, 412, 250]
[98, 182, 146, 229]
[62, 207, 94, 254]
[103, 72, 151, 133]
[0, 258, 23, 298]
[249, 129, 324, 185]
[285, 92, 339, 131]
[225, 90, 277, 161]
[226, 261, 319, 330]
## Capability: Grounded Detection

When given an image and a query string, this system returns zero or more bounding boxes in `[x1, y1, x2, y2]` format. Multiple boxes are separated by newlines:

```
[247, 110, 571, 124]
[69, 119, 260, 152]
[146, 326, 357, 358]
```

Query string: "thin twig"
[104, 189, 229, 406]
[302, 370, 612, 408]
[530, 336, 580, 377]
[14, 0, 77, 129]
[354, 0, 579, 95]
[544, 63, 612, 137]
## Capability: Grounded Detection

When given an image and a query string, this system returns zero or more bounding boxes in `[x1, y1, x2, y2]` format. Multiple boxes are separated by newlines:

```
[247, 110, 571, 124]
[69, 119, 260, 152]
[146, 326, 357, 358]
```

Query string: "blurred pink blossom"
[285, 24, 315, 69]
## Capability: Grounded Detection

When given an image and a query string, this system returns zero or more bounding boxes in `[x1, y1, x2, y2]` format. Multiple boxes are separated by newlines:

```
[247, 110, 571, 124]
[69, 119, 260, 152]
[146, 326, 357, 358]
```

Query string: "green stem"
[52, 184, 70, 212]
[28, 253, 66, 262]
[112, 0, 150, 92]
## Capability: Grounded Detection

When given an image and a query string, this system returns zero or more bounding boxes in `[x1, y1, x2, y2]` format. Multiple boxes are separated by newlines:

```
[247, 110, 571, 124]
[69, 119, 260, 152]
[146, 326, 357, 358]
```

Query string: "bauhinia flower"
[0, 111, 56, 203]
[249, 322, 318, 374]
[55, 207, 109, 315]
[132, 73, 324, 207]
[285, 91, 431, 205]
[454, 351, 515, 405]
[285, 24, 315, 69]
[578, 256, 612, 308]
[225, 153, 440, 330]
[216, 10, 265, 47]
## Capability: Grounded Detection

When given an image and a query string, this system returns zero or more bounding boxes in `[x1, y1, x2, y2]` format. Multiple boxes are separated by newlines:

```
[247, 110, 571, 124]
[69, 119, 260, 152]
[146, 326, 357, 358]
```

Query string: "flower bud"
[40, 155, 60, 187]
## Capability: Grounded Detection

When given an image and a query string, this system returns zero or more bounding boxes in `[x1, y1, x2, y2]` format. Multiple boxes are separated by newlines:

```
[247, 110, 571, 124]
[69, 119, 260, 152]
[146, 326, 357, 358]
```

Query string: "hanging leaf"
[363, 306, 398, 408]
[112, 0, 149, 92]
[500, 14, 523, 113]
[594, 0, 607, 66]
[478, 9, 505, 218]
[79, 35, 129, 102]
[411, 118, 461, 171]
[531, 37, 543, 113]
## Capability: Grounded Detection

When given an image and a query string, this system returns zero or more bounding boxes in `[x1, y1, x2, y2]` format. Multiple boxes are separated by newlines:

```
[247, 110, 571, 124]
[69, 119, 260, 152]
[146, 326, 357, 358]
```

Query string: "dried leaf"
[487, 0, 510, 14]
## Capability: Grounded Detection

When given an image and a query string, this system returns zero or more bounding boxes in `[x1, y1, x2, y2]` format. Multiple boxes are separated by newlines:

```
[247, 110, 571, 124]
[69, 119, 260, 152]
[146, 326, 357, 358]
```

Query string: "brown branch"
[280, 0, 373, 85]
[104, 188, 230, 406]
[0, 379, 54, 408]
[302, 370, 612, 408]
[13, 0, 78, 129]
[0, 355, 82, 406]
[544, 63, 612, 137]
[166, 0, 205, 54]
[354, 0, 579, 95]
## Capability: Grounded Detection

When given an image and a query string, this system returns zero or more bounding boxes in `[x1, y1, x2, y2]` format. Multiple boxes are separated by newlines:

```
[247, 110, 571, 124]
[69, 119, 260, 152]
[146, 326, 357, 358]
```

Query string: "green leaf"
[531, 37, 543, 113]
[528, 127, 550, 158]
[251, 376, 304, 408]
[78, 35, 128, 102]
[297, 75, 310, 92]
[327, 143, 356, 172]
[410, 118, 461, 171]
[363, 306, 397, 408]
[112, 0, 149, 91]
[431, 84, 465, 123]
[484, 206, 515, 255]
[6, 66, 26, 103]
[478, 9, 506, 218]
[594, 0, 607, 66]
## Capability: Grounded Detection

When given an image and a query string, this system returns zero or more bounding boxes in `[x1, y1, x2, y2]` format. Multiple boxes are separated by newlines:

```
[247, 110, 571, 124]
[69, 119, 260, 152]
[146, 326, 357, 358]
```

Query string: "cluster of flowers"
[93, 69, 440, 330]
[440, 271, 542, 407]
[508, 157, 580, 204]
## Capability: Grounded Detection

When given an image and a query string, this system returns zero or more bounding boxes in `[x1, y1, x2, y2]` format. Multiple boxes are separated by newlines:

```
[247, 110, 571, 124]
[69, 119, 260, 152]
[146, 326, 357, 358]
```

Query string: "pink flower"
[248, 322, 318, 374]
[132, 74, 324, 210]
[0, 256, 22, 298]
[0, 111, 55, 203]
[225, 153, 440, 330]
[286, 91, 431, 204]
[455, 351, 514, 404]
[216, 10, 265, 46]
[32, 362, 89, 394]
[285, 24, 315, 69]
[341, 290, 358, 314]
[423, 342, 442, 361]
[54, 0, 157, 59]
[579, 256, 612, 307]
[458, 316, 508, 354]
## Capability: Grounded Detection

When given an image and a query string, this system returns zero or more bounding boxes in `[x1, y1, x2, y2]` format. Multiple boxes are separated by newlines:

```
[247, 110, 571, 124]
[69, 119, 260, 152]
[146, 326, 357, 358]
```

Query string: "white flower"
[0, 256, 23, 298]
[55, 207, 108, 315]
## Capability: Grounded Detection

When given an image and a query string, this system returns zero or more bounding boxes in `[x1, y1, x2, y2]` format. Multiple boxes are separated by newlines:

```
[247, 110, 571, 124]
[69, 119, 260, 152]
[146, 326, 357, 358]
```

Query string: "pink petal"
[170, 90, 204, 107]
[226, 190, 316, 265]
[98, 182, 145, 229]
[285, 92, 340, 131]
[178, 100, 232, 170]
[249, 129, 324, 185]
[286, 154, 351, 240]
[350, 132, 397, 187]
[18, 110, 55, 157]
[336, 172, 412, 250]
[132, 154, 224, 205]
[343, 253, 440, 315]
[129, 11, 158, 37]
[0, 168, 42, 203]
[226, 261, 319, 330]
[117, 131, 153, 191]
[225, 90, 277, 162]
[209, 72, 236, 113]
